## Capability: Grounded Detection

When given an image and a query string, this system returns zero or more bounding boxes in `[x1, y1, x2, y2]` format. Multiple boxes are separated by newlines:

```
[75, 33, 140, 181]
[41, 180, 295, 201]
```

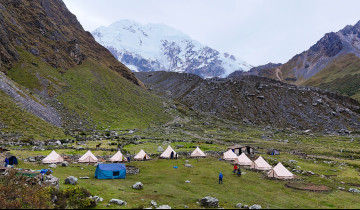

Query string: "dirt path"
[275, 68, 282, 81]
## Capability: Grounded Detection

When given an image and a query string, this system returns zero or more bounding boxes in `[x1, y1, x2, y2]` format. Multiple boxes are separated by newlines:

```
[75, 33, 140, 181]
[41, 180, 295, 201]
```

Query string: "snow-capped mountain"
[92, 20, 251, 78]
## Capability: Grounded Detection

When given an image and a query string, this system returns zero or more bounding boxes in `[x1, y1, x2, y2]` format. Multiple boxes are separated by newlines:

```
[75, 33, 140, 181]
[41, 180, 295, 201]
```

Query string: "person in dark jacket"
[237, 168, 241, 176]
[219, 172, 223, 184]
[4, 157, 9, 167]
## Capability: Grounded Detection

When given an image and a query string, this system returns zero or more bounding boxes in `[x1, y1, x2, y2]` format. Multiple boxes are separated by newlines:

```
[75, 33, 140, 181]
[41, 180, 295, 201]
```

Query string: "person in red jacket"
[233, 164, 238, 174]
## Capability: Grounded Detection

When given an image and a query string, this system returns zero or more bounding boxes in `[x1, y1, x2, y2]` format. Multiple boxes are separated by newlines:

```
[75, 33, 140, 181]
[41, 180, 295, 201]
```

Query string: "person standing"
[219, 172, 223, 184]
[237, 168, 241, 176]
[233, 164, 238, 174]
[4, 157, 9, 168]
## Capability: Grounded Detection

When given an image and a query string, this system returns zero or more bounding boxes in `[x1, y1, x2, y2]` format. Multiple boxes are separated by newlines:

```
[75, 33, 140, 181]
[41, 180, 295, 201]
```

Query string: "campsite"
[2, 118, 360, 209]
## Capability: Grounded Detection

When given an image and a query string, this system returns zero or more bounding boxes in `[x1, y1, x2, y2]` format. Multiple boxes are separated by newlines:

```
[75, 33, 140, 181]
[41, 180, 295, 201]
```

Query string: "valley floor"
[4, 116, 360, 209]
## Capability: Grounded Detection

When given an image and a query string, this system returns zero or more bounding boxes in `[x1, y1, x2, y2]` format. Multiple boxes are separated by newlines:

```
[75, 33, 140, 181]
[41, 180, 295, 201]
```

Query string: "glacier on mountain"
[92, 19, 251, 78]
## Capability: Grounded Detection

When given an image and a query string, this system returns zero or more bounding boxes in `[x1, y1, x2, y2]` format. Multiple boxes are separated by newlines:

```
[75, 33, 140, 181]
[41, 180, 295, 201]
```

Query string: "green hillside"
[3, 50, 170, 139]
[0, 90, 67, 141]
[57, 60, 169, 130]
[301, 54, 360, 101]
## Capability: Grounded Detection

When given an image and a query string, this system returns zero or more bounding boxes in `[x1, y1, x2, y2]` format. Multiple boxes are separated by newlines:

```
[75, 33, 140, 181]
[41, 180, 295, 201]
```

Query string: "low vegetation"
[4, 114, 360, 209]
[0, 169, 95, 209]
[302, 53, 360, 101]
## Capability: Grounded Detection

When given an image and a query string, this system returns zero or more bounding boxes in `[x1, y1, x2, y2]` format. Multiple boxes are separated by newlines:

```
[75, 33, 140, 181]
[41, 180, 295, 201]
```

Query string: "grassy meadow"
[7, 118, 360, 209]
[13, 154, 360, 209]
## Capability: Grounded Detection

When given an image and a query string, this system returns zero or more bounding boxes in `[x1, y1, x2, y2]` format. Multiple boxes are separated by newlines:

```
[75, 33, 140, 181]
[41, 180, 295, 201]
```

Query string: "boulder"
[49, 164, 57, 168]
[249, 204, 262, 209]
[28, 157, 36, 162]
[200, 196, 219, 207]
[43, 174, 59, 189]
[184, 164, 193, 168]
[349, 188, 360, 193]
[185, 180, 190, 183]
[150, 200, 157, 207]
[89, 195, 103, 203]
[55, 140, 62, 145]
[62, 161, 69, 167]
[132, 135, 141, 141]
[109, 199, 127, 205]
[132, 182, 143, 190]
[157, 205, 171, 209]
[65, 176, 78, 185]
[235, 203, 242, 208]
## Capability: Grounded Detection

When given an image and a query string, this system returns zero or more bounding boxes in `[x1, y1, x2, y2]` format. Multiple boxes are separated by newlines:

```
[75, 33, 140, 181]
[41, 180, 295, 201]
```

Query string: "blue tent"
[95, 164, 126, 179]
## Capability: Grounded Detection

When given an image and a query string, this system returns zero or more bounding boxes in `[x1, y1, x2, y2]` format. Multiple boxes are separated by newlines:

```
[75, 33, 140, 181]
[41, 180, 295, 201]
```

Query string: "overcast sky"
[63, 0, 360, 66]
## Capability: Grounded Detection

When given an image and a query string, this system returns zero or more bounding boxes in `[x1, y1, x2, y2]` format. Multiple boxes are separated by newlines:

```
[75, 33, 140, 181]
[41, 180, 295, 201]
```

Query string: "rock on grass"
[200, 196, 219, 207]
[109, 199, 127, 205]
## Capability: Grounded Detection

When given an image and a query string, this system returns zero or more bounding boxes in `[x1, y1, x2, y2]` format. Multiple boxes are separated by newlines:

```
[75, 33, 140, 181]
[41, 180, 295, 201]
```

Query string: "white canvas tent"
[160, 145, 177, 159]
[233, 153, 252, 166]
[222, 149, 238, 161]
[268, 162, 295, 179]
[109, 150, 126, 162]
[42, 150, 64, 164]
[134, 149, 151, 161]
[190, 147, 206, 158]
[251, 156, 272, 170]
[78, 150, 98, 163]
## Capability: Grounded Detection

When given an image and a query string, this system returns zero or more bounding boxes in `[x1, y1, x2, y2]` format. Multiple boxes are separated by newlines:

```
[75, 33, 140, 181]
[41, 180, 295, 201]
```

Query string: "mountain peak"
[92, 19, 251, 78]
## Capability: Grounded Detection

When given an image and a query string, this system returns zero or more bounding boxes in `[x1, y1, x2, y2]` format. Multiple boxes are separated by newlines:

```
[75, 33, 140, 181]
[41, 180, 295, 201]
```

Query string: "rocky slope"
[0, 0, 170, 141]
[244, 21, 360, 101]
[136, 71, 360, 132]
[228, 63, 282, 78]
[92, 20, 252, 78]
[272, 20, 360, 83]
[0, 0, 142, 86]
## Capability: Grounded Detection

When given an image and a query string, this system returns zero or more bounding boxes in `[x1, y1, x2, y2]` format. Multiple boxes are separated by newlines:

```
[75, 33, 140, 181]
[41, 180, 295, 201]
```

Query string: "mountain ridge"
[136, 71, 360, 133]
[0, 0, 170, 141]
[230, 20, 360, 101]
[92, 19, 252, 78]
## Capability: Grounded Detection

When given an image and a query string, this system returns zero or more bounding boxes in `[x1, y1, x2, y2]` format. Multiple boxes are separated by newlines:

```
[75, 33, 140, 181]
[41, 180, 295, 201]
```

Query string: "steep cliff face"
[136, 71, 360, 132]
[92, 20, 252, 78]
[0, 0, 142, 86]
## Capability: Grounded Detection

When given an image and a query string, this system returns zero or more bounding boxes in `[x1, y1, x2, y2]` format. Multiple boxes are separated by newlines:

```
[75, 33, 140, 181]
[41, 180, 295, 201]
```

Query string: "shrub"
[0, 170, 96, 209]
[49, 185, 96, 209]
[0, 169, 53, 209]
